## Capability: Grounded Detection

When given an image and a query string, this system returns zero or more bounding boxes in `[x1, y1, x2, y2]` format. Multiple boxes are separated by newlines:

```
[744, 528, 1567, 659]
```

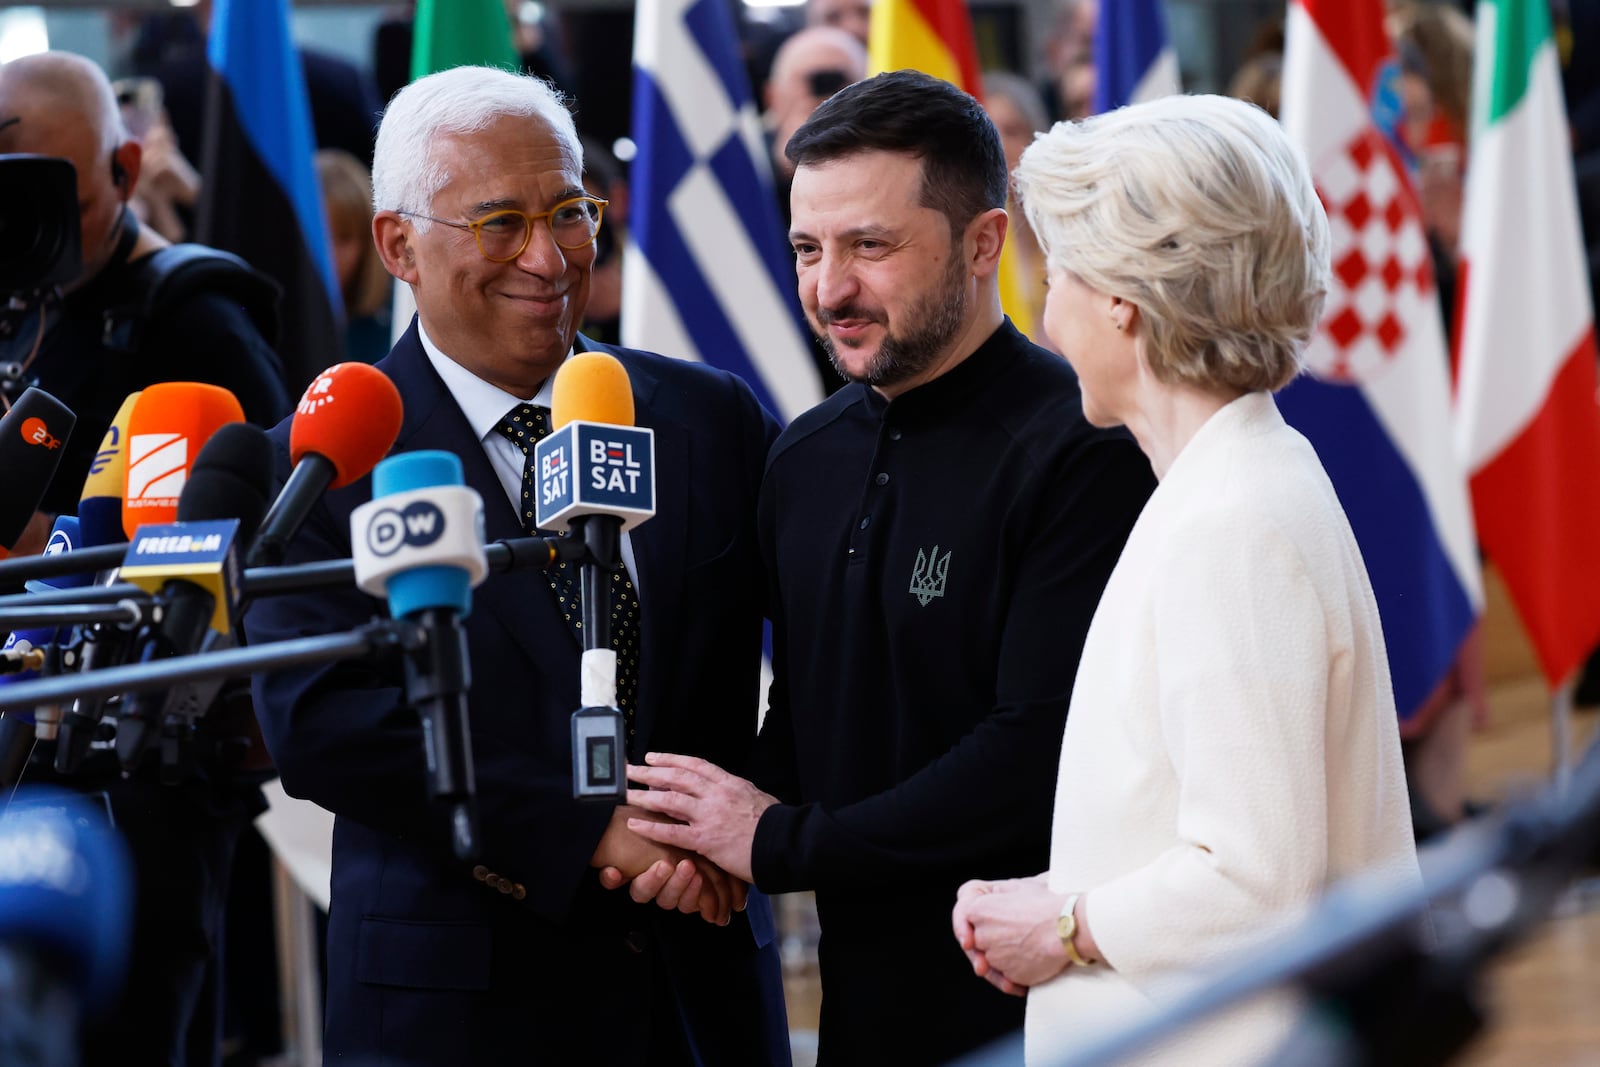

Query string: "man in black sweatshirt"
[624, 70, 1154, 1064]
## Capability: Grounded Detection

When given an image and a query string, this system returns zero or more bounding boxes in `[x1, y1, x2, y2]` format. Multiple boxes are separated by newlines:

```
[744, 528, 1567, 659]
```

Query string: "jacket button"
[496, 879, 514, 894]
[511, 884, 527, 901]
[472, 866, 490, 882]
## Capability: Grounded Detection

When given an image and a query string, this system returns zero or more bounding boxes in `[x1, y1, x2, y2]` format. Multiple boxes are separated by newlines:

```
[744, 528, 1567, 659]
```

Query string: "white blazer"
[1026, 392, 1421, 1066]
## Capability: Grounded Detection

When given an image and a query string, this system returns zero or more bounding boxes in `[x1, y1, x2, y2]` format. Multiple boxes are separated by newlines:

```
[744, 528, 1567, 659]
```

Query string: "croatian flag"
[1278, 0, 1482, 724]
[624, 0, 822, 424]
[1092, 0, 1181, 113]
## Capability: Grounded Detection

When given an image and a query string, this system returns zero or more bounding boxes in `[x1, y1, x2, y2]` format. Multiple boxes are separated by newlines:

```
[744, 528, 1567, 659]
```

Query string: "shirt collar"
[417, 321, 565, 442]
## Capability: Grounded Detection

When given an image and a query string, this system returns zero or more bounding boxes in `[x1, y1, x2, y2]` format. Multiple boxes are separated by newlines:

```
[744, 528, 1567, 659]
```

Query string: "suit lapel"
[384, 326, 565, 671]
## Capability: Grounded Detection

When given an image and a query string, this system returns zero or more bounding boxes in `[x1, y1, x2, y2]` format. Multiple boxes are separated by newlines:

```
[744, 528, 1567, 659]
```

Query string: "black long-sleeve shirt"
[751, 321, 1155, 1064]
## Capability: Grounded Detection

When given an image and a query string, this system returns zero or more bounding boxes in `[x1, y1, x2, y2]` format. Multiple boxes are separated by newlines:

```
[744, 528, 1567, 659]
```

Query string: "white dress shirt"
[416, 322, 640, 593]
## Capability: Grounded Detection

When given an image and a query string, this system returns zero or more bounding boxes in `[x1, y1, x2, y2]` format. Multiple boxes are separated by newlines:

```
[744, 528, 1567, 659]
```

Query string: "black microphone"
[349, 450, 489, 860]
[248, 362, 403, 568]
[0, 387, 75, 559]
[114, 423, 273, 773]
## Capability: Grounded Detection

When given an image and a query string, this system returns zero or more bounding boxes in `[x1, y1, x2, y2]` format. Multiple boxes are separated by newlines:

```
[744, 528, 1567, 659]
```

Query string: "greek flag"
[1093, 0, 1181, 113]
[623, 0, 821, 424]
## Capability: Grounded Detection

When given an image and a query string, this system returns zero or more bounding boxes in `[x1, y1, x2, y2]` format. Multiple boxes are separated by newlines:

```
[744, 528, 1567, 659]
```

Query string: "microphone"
[50, 404, 142, 774]
[121, 381, 245, 539]
[0, 396, 135, 596]
[0, 388, 76, 560]
[114, 423, 273, 774]
[536, 352, 656, 800]
[77, 392, 139, 552]
[0, 519, 94, 785]
[0, 786, 133, 1067]
[350, 451, 488, 859]
[248, 362, 404, 568]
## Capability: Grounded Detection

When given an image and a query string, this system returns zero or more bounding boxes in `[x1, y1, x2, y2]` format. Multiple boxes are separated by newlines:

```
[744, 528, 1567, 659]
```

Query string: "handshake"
[591, 753, 778, 926]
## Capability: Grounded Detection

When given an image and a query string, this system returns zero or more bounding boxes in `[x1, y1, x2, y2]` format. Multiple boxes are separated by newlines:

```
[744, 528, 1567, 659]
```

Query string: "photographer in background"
[0, 51, 290, 1067]
[0, 51, 290, 522]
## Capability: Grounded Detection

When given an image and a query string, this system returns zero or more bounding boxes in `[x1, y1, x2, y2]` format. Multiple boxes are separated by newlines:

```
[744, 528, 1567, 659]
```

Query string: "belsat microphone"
[0, 387, 76, 559]
[121, 382, 244, 540]
[350, 451, 488, 860]
[0, 786, 133, 1066]
[537, 352, 656, 801]
[249, 362, 404, 568]
[115, 423, 273, 774]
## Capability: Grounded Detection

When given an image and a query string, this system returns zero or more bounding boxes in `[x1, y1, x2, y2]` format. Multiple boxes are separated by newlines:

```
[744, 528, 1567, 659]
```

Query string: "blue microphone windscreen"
[0, 786, 133, 1015]
[369, 451, 470, 618]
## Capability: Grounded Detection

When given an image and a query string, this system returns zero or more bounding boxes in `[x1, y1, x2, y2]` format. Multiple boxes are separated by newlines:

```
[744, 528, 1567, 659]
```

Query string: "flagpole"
[1552, 676, 1575, 796]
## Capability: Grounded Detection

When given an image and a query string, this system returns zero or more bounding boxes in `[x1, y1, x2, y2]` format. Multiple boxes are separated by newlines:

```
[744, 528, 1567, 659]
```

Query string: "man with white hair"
[246, 66, 790, 1064]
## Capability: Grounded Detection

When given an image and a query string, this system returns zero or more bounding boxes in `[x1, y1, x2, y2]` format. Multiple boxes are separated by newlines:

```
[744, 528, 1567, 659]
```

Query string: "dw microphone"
[350, 451, 488, 859]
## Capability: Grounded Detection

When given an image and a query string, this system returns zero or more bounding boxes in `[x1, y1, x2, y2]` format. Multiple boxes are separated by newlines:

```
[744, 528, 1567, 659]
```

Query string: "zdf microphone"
[122, 382, 244, 539]
[249, 362, 404, 568]
[0, 387, 75, 559]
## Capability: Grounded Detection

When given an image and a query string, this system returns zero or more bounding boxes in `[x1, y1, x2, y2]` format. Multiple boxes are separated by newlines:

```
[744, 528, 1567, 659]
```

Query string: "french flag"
[1093, 0, 1180, 113]
[1278, 0, 1482, 726]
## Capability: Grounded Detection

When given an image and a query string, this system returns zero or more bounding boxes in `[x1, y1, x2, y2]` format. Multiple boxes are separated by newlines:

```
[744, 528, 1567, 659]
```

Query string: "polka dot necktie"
[493, 404, 640, 730]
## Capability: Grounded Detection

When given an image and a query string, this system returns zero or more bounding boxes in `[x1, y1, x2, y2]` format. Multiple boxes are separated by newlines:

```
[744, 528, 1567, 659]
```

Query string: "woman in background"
[315, 147, 392, 363]
[952, 94, 1421, 1065]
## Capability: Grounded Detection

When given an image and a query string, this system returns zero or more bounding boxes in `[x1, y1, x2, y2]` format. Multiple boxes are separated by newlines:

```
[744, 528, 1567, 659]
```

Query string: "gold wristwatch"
[1056, 893, 1095, 967]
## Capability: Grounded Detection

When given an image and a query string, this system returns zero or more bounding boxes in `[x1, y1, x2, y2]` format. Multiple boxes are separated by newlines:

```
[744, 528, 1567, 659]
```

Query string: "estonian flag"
[197, 0, 344, 396]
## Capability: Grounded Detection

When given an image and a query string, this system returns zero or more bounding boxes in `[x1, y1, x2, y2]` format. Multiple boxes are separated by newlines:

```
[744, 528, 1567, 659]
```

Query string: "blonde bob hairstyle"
[1014, 94, 1330, 392]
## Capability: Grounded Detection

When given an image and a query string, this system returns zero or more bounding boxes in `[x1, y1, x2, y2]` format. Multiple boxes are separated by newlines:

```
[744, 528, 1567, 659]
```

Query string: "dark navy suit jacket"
[246, 324, 790, 1065]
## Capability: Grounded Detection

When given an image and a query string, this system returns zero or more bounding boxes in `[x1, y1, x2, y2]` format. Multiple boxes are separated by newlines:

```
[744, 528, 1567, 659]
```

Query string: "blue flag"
[1093, 0, 1181, 113]
[623, 0, 821, 424]
[198, 0, 343, 394]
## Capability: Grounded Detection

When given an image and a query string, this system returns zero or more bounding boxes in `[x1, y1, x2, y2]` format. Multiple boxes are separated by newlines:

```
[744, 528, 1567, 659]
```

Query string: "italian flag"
[1455, 0, 1600, 687]
[867, 0, 1035, 340]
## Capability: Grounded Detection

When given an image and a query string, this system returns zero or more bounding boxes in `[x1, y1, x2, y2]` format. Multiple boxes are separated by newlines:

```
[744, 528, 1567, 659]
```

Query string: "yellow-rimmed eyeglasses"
[398, 195, 608, 261]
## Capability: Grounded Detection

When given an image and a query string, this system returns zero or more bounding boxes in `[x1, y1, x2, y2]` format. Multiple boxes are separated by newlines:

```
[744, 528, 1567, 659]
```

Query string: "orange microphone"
[249, 362, 404, 567]
[122, 383, 245, 540]
[551, 350, 635, 429]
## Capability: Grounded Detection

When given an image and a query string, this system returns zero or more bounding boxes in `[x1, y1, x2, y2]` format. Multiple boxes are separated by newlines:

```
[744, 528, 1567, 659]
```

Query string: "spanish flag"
[868, 0, 1036, 339]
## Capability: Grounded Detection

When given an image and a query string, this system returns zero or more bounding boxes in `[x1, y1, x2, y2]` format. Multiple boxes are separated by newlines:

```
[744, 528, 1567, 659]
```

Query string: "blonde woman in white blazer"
[951, 94, 1421, 1066]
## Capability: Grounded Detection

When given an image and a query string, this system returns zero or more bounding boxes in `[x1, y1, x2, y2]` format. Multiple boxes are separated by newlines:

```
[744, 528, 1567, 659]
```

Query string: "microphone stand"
[950, 733, 1600, 1067]
[0, 534, 588, 611]
[400, 609, 476, 860]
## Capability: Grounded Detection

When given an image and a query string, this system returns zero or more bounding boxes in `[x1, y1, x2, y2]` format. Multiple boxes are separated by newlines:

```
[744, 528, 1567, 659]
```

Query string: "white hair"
[372, 65, 582, 232]
[1015, 93, 1331, 392]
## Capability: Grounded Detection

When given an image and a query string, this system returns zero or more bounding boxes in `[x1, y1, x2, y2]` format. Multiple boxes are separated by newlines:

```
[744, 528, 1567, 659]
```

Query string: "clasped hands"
[593, 753, 778, 926]
[952, 874, 1089, 996]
